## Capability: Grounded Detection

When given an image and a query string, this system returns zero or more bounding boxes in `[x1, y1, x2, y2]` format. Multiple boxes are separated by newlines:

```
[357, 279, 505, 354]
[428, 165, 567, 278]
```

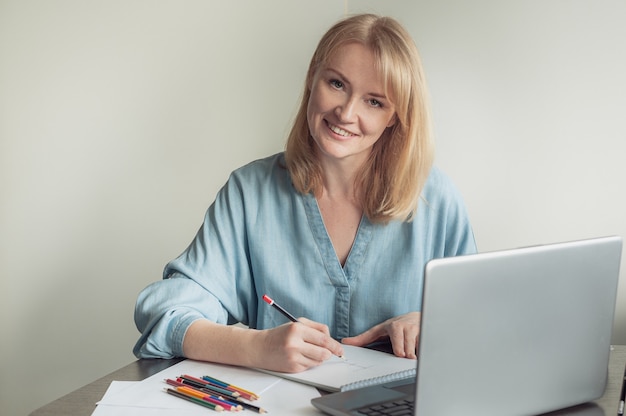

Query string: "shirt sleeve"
[442, 191, 477, 258]
[133, 170, 257, 359]
[424, 166, 477, 258]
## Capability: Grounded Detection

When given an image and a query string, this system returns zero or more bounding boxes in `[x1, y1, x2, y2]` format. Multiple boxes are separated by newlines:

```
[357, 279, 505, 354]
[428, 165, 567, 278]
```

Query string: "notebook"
[312, 236, 623, 416]
[257, 344, 416, 392]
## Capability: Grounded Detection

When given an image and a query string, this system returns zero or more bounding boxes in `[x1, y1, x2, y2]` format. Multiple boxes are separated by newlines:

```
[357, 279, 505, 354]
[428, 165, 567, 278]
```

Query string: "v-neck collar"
[302, 193, 373, 284]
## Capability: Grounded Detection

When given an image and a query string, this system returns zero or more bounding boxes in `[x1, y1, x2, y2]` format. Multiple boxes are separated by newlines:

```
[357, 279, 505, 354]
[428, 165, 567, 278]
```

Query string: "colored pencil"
[176, 386, 242, 411]
[202, 375, 260, 400]
[166, 378, 229, 398]
[166, 379, 245, 411]
[165, 388, 224, 412]
[208, 395, 243, 411]
[235, 398, 268, 413]
[180, 375, 241, 398]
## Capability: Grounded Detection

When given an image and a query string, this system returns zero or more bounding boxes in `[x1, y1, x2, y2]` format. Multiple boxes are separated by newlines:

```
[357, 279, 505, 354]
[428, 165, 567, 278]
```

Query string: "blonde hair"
[285, 14, 434, 223]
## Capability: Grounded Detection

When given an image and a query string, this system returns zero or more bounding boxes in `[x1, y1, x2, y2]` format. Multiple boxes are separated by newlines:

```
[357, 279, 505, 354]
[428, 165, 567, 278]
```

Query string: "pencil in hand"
[262, 294, 299, 322]
[262, 294, 346, 360]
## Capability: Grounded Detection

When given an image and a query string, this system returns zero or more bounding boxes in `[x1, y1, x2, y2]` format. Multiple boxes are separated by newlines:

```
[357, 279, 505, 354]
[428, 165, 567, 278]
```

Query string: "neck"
[319, 160, 357, 196]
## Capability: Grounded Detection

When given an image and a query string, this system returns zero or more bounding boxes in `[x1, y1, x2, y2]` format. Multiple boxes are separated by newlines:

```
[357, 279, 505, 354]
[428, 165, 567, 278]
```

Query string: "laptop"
[312, 236, 622, 416]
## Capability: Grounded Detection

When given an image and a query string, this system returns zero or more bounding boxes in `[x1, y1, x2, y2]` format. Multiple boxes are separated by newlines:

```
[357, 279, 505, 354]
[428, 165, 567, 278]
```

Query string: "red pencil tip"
[262, 294, 273, 304]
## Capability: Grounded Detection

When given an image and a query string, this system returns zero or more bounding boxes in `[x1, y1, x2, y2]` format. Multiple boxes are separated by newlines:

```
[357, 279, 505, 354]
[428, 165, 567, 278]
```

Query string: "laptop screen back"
[416, 236, 622, 415]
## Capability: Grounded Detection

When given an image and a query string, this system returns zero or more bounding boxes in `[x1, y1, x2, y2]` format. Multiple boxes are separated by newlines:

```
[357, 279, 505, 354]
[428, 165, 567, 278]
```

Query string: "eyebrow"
[325, 67, 389, 100]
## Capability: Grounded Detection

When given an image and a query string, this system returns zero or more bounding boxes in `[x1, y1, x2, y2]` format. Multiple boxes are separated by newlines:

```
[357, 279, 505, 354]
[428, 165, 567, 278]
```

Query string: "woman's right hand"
[182, 318, 343, 373]
[255, 317, 345, 373]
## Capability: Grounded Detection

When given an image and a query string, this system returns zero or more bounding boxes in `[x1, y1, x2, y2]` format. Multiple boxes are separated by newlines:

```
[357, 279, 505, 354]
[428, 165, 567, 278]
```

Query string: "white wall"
[1, 1, 624, 415]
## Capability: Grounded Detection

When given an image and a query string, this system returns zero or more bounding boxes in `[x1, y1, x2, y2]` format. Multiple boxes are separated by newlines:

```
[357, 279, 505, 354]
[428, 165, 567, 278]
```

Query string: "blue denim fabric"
[134, 153, 476, 358]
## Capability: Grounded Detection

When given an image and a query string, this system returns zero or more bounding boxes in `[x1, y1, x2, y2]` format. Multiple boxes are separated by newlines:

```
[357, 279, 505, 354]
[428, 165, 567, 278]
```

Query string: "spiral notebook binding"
[340, 368, 417, 391]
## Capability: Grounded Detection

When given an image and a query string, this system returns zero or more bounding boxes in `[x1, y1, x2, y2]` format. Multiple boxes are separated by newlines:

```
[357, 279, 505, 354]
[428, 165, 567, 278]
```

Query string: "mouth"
[325, 120, 357, 138]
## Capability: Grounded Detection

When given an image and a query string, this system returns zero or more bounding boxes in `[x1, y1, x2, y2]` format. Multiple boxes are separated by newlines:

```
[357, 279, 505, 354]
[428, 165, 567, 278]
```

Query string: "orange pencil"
[165, 388, 224, 412]
[177, 386, 242, 412]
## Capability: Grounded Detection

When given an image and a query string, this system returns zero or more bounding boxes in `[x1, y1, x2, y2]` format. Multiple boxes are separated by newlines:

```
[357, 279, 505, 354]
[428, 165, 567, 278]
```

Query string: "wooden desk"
[31, 346, 626, 416]
[29, 357, 184, 416]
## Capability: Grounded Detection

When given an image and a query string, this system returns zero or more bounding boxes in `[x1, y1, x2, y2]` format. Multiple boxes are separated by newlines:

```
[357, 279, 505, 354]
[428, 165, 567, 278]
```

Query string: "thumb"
[342, 327, 384, 347]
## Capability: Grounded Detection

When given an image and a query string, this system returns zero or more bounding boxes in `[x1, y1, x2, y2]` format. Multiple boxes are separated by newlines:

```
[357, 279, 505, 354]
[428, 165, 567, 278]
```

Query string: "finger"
[403, 318, 420, 359]
[315, 333, 345, 359]
[273, 325, 334, 372]
[342, 333, 373, 346]
[281, 351, 327, 373]
[403, 328, 417, 359]
[297, 319, 344, 359]
[389, 329, 407, 357]
[342, 326, 386, 347]
[298, 317, 331, 336]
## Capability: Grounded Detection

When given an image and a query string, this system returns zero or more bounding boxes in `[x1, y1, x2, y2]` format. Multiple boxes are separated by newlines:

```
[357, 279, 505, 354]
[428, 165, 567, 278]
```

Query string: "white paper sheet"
[92, 360, 324, 415]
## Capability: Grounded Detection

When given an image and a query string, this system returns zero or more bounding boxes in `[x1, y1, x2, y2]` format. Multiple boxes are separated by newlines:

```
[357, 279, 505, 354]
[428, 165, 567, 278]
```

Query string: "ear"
[386, 113, 397, 128]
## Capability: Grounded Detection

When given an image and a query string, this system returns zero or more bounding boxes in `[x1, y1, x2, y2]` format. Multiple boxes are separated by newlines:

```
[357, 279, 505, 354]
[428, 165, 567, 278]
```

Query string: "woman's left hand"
[341, 312, 421, 359]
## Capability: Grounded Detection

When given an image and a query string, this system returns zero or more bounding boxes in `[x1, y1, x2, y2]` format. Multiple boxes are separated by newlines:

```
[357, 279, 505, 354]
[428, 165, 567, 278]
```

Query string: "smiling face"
[306, 42, 397, 170]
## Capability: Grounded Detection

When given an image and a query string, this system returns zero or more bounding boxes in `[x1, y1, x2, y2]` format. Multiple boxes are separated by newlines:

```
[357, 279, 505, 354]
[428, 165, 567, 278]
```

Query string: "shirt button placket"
[335, 285, 351, 339]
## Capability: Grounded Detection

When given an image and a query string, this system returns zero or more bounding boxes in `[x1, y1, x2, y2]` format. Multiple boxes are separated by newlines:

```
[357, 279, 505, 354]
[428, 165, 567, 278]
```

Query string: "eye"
[368, 99, 383, 108]
[329, 79, 344, 89]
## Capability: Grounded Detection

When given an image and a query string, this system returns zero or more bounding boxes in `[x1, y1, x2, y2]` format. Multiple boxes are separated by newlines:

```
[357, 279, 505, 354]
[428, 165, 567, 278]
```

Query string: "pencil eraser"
[262, 294, 273, 304]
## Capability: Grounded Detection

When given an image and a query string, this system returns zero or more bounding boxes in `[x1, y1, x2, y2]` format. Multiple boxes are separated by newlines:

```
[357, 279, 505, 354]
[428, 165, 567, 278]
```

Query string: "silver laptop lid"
[416, 236, 622, 416]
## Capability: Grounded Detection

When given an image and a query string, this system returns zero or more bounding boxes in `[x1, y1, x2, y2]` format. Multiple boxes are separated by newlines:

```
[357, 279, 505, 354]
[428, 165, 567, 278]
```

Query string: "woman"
[134, 14, 476, 373]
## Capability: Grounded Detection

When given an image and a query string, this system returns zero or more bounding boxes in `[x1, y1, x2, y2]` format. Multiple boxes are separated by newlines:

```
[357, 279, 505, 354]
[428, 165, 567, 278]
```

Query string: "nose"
[335, 96, 358, 123]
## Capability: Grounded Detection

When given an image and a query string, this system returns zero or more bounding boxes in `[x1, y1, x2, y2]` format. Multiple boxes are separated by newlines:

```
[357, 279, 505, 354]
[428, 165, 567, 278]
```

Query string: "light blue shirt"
[134, 153, 476, 359]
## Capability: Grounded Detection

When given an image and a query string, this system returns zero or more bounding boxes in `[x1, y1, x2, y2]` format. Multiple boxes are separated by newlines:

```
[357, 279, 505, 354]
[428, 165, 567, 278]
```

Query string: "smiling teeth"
[329, 124, 352, 137]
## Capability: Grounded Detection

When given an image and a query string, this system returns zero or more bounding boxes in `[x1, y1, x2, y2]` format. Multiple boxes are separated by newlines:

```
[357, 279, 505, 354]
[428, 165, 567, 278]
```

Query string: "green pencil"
[165, 388, 224, 412]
